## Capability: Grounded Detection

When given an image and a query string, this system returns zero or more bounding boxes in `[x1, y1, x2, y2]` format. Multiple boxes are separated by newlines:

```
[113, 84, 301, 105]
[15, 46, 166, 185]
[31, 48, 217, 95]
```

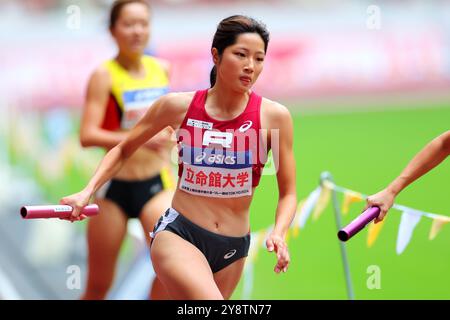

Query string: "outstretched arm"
[367, 130, 450, 223]
[60, 93, 188, 221]
[265, 102, 297, 273]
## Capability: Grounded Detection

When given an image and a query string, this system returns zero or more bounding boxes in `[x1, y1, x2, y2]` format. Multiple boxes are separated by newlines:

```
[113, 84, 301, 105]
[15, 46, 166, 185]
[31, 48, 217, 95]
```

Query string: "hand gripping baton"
[337, 206, 380, 242]
[20, 204, 99, 219]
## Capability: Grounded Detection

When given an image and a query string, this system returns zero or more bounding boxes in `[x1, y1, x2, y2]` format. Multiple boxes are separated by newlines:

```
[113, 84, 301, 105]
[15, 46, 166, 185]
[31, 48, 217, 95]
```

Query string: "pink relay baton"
[337, 206, 380, 242]
[20, 204, 99, 219]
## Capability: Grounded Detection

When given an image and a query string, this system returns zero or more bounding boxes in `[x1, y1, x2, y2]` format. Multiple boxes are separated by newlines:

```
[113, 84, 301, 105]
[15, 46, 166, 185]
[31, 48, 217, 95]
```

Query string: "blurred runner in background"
[78, 0, 175, 300]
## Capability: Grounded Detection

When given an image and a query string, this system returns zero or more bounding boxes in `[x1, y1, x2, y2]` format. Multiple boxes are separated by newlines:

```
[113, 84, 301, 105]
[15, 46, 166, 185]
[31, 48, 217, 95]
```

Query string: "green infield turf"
[236, 102, 450, 299]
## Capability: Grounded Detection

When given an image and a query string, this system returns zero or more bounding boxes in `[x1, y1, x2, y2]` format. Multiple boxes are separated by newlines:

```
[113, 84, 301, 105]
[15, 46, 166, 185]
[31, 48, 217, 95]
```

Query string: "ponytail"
[209, 65, 217, 87]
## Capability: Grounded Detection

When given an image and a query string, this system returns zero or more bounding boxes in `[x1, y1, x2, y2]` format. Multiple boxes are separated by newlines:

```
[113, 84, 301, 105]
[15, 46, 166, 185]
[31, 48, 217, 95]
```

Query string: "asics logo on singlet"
[195, 152, 207, 162]
[195, 152, 236, 165]
[224, 249, 237, 259]
[238, 120, 253, 133]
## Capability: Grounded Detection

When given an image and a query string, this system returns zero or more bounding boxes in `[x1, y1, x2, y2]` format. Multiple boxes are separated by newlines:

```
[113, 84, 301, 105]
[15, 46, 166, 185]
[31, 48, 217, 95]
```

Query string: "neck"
[208, 82, 250, 117]
[115, 52, 142, 72]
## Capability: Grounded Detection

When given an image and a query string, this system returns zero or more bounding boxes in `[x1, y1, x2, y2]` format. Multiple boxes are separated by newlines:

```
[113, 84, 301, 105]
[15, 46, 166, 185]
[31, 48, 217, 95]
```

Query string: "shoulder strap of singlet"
[103, 56, 168, 84]
[178, 89, 208, 129]
[185, 89, 208, 115]
[141, 56, 169, 83]
[103, 59, 123, 79]
[245, 91, 262, 113]
[191, 89, 208, 110]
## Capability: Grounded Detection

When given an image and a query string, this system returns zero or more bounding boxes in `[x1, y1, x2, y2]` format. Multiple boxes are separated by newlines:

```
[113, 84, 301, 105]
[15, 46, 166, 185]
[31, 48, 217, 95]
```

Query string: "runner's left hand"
[266, 233, 290, 274]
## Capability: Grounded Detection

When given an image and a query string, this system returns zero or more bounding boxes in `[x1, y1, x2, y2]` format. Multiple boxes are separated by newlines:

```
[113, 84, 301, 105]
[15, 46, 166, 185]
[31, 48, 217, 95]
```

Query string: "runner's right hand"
[59, 189, 91, 222]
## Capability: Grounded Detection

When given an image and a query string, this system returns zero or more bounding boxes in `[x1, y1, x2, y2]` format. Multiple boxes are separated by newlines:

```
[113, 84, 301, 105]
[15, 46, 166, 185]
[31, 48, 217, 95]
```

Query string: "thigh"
[150, 231, 223, 300]
[139, 190, 174, 246]
[213, 257, 247, 300]
[139, 191, 174, 300]
[86, 198, 128, 279]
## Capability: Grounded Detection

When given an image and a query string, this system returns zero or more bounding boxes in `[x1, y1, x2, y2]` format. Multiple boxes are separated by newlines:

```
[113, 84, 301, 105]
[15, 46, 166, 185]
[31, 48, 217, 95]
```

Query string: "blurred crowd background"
[0, 0, 449, 300]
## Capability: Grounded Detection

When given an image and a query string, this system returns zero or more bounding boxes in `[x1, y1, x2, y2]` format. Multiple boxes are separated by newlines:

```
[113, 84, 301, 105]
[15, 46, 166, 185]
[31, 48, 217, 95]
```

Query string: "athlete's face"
[214, 32, 266, 92]
[111, 3, 150, 56]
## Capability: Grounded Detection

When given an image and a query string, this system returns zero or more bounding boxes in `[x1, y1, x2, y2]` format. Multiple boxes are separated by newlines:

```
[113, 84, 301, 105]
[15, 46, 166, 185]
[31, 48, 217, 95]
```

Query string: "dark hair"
[210, 15, 270, 87]
[109, 0, 150, 30]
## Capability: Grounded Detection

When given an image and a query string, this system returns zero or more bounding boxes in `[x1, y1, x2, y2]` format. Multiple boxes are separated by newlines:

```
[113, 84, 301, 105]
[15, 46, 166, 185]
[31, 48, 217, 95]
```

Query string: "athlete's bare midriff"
[171, 183, 254, 237]
[115, 147, 167, 180]
[101, 134, 170, 181]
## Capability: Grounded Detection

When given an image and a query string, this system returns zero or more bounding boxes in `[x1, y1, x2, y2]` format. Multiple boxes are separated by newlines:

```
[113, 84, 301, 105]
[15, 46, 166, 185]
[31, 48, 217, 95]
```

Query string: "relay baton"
[337, 206, 380, 242]
[20, 204, 99, 219]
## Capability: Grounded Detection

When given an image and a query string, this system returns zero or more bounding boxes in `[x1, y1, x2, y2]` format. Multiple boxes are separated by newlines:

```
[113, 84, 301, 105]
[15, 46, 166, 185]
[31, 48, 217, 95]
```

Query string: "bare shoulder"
[154, 57, 171, 74]
[155, 91, 195, 128]
[440, 130, 450, 151]
[441, 130, 450, 140]
[260, 97, 293, 129]
[161, 91, 195, 112]
[435, 130, 450, 144]
[87, 65, 111, 90]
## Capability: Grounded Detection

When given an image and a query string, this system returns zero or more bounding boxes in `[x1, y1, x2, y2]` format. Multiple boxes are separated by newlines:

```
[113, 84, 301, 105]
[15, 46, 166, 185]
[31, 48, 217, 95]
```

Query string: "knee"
[221, 289, 232, 300]
[150, 277, 171, 300]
